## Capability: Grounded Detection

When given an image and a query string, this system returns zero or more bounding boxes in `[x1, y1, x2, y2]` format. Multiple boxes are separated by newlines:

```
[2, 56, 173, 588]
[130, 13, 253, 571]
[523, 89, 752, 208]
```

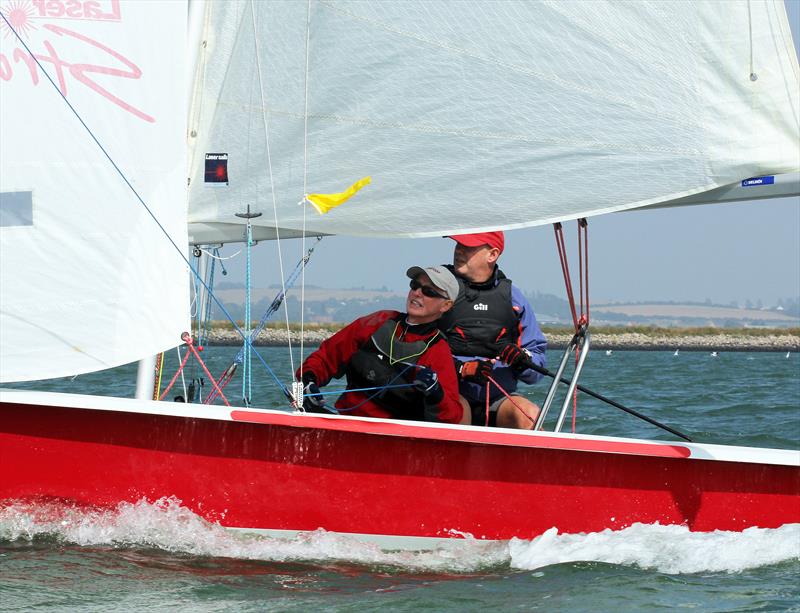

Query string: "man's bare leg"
[458, 396, 472, 425]
[495, 397, 540, 429]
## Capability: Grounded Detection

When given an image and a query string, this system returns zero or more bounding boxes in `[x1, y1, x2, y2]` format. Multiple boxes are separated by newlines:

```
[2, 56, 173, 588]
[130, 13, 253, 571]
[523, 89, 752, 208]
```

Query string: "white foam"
[0, 497, 506, 572]
[509, 523, 800, 574]
[1, 498, 797, 574]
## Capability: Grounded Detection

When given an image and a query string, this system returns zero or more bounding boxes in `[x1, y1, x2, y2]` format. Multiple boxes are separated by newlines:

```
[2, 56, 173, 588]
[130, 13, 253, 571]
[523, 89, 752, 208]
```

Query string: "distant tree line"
[209, 287, 798, 327]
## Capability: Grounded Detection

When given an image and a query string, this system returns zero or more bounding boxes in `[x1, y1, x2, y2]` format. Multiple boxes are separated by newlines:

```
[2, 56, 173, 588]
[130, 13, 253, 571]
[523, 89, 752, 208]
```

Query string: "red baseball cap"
[448, 231, 505, 254]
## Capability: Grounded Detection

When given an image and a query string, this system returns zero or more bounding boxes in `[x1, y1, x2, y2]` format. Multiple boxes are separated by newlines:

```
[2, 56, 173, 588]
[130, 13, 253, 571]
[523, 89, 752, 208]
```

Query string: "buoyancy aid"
[438, 266, 520, 358]
[345, 316, 443, 419]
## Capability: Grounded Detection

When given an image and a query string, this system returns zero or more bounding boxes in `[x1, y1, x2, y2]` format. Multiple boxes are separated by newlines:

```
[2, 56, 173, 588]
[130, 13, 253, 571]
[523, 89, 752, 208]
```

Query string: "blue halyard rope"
[232, 238, 321, 366]
[0, 12, 291, 399]
[301, 363, 419, 414]
[200, 251, 217, 346]
[243, 222, 254, 404]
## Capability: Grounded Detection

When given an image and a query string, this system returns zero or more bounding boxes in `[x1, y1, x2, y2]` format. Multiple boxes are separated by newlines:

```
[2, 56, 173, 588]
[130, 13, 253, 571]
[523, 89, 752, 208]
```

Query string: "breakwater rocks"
[203, 329, 799, 352]
[566, 332, 799, 352]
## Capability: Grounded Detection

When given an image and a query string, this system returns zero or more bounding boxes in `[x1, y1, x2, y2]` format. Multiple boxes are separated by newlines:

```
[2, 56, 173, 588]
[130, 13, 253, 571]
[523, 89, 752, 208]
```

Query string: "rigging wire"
[249, 0, 297, 383]
[236, 211, 263, 405]
[187, 247, 217, 401]
[553, 220, 590, 433]
[204, 238, 322, 405]
[299, 0, 314, 388]
[0, 11, 292, 399]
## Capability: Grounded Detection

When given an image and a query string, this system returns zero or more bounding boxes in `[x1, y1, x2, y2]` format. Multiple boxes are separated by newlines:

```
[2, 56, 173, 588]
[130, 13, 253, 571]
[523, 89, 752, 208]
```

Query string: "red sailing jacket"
[297, 310, 462, 424]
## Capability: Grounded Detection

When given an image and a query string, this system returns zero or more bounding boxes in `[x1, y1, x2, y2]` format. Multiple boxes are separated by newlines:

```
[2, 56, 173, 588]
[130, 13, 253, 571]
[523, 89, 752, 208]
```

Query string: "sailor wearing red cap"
[439, 231, 547, 428]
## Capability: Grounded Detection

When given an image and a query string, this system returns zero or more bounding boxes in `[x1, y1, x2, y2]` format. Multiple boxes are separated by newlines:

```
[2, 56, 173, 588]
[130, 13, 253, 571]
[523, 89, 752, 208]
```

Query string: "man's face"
[453, 242, 495, 282]
[406, 273, 452, 324]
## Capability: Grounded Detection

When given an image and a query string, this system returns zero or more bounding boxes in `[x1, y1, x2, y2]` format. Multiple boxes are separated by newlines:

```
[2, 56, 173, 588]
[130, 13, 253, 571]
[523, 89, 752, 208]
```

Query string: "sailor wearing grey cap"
[405, 265, 459, 321]
[296, 265, 470, 425]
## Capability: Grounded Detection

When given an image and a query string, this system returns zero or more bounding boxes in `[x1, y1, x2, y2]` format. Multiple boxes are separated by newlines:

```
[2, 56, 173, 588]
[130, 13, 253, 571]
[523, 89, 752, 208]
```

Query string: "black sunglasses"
[409, 278, 447, 300]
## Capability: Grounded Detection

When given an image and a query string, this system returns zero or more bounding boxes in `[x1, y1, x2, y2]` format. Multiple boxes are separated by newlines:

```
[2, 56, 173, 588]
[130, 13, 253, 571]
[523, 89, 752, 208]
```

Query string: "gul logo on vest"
[473, 303, 489, 311]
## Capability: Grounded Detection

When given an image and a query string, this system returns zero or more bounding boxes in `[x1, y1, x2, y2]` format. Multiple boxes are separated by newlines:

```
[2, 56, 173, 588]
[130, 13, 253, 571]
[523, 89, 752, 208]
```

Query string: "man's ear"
[486, 247, 501, 265]
[439, 300, 454, 315]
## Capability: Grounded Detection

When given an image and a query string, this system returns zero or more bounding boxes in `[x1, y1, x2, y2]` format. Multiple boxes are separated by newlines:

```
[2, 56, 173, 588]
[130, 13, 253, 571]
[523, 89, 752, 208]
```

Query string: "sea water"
[2, 348, 799, 611]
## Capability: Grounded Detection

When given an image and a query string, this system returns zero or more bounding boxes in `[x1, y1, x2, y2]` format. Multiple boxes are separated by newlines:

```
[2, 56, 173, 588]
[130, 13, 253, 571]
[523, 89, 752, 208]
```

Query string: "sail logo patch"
[0, 0, 159, 123]
[742, 176, 775, 187]
[205, 154, 229, 186]
[29, 0, 121, 22]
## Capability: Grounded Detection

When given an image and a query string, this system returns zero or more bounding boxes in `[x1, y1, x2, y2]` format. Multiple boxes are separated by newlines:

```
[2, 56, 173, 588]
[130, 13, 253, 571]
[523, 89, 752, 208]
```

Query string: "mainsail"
[0, 0, 189, 382]
[187, 0, 799, 239]
[1, 0, 798, 382]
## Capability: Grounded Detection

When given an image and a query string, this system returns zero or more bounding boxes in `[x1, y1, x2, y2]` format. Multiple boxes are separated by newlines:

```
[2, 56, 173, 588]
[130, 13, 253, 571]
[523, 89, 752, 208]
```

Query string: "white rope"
[188, 262, 198, 318]
[747, 0, 757, 81]
[299, 0, 313, 384]
[249, 0, 296, 378]
[177, 345, 188, 401]
[196, 247, 241, 260]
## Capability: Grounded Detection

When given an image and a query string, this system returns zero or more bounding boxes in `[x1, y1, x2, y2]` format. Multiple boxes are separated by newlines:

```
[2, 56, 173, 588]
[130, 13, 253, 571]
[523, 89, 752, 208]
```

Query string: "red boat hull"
[1, 391, 798, 546]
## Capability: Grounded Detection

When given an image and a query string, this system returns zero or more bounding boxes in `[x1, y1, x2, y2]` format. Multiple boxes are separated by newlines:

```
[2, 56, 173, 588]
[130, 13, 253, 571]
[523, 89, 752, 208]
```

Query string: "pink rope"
[159, 347, 191, 401]
[485, 382, 490, 427]
[486, 374, 534, 423]
[181, 332, 231, 407]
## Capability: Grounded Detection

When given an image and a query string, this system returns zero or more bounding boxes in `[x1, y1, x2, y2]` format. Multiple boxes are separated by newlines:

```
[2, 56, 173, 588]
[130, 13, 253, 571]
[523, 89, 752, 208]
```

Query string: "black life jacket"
[438, 266, 519, 358]
[345, 316, 443, 420]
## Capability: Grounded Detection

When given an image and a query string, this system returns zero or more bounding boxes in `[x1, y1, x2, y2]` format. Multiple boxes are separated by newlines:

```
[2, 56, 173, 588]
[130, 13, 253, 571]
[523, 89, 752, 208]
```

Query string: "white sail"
[187, 0, 799, 240]
[0, 0, 189, 382]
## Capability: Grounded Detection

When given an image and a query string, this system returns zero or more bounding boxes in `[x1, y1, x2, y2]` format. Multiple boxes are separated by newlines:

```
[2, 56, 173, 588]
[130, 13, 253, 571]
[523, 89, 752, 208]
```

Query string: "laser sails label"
[205, 153, 229, 186]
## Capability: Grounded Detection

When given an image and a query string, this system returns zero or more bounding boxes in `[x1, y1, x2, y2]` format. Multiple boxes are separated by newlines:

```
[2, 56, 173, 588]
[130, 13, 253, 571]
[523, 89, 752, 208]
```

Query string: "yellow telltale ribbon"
[306, 176, 371, 215]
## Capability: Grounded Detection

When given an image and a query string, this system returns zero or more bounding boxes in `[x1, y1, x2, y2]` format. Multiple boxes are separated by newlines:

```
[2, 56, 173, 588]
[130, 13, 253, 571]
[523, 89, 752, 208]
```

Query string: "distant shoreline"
[202, 328, 799, 352]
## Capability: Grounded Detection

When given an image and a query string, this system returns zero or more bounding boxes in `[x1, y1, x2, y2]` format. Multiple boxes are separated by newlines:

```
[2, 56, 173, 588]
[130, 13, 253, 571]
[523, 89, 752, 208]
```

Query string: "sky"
[218, 2, 800, 307]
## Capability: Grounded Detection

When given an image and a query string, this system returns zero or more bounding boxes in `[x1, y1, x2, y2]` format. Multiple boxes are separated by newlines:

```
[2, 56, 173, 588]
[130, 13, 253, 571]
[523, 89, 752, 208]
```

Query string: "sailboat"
[1, 0, 799, 550]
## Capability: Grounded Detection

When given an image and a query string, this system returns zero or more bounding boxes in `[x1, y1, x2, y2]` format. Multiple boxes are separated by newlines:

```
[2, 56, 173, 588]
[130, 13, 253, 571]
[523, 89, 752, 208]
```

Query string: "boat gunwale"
[1, 387, 798, 467]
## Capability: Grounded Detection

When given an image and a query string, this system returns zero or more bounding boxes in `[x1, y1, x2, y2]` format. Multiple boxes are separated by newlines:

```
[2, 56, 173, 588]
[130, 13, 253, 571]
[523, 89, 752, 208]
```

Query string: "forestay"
[0, 1, 189, 382]
[187, 0, 799, 239]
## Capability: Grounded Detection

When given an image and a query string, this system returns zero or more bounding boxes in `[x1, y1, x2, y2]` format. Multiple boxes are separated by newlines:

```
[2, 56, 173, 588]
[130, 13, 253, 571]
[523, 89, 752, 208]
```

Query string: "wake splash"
[0, 497, 505, 572]
[509, 524, 800, 574]
[1, 497, 797, 575]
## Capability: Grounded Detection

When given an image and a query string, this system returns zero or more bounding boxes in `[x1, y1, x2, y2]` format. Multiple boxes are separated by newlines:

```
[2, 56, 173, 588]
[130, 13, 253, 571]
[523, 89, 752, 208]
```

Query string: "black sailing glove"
[412, 367, 444, 405]
[300, 372, 329, 413]
[498, 344, 532, 374]
[457, 359, 493, 384]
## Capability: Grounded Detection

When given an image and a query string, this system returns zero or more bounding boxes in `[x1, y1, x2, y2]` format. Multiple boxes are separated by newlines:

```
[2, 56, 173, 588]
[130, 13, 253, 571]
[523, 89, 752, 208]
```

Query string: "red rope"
[180, 332, 231, 407]
[159, 347, 191, 401]
[486, 375, 535, 423]
[574, 219, 590, 431]
[578, 218, 589, 326]
[554, 220, 592, 432]
[553, 223, 579, 331]
[485, 382, 490, 427]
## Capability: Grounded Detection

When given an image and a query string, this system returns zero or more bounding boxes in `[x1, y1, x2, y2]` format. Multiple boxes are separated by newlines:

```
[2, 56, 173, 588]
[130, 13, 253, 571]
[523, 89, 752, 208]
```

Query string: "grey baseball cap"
[406, 265, 459, 301]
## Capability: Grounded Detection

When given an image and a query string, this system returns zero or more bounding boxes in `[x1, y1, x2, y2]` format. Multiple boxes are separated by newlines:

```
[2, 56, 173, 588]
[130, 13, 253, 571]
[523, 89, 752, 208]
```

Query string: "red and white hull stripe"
[1, 389, 798, 550]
